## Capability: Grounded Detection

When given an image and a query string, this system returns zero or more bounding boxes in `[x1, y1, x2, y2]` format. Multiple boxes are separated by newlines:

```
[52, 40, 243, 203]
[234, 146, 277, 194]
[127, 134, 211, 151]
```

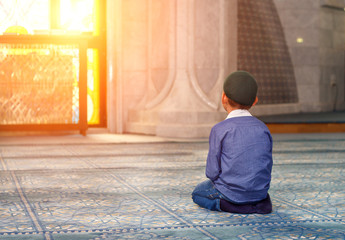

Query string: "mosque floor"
[0, 132, 344, 239]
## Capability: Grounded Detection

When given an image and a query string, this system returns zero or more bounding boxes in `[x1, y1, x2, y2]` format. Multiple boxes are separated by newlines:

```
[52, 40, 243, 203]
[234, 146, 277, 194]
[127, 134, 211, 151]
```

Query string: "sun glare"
[1, 0, 101, 125]
[60, 0, 94, 32]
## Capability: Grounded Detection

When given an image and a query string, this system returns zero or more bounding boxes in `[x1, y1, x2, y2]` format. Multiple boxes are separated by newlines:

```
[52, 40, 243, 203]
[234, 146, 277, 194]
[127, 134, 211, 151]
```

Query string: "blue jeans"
[192, 180, 230, 211]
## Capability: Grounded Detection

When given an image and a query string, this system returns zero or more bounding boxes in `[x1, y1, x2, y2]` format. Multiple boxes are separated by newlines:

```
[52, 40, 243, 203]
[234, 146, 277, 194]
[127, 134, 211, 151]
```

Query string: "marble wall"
[108, 0, 237, 137]
[107, 0, 345, 138]
[274, 0, 345, 112]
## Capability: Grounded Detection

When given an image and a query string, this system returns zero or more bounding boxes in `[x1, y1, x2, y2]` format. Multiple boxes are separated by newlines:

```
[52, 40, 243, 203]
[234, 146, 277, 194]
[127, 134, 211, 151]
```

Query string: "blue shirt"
[206, 116, 273, 204]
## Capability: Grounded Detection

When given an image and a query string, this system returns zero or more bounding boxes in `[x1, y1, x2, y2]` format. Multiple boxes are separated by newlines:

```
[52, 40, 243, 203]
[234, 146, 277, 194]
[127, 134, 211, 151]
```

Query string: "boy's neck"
[226, 109, 252, 119]
[226, 106, 249, 114]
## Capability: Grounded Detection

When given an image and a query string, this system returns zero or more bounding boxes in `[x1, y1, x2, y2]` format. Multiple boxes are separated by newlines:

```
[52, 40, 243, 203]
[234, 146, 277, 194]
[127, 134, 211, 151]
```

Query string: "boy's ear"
[222, 92, 228, 105]
[252, 97, 258, 107]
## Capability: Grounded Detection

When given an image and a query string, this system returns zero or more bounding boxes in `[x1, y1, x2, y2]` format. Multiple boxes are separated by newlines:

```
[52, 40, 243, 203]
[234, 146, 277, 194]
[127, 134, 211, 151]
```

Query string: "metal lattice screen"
[0, 44, 79, 124]
[238, 0, 298, 104]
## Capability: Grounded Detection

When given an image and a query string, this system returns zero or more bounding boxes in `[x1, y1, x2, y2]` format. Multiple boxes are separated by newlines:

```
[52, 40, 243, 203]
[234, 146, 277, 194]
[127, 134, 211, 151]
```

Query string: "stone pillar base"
[127, 110, 226, 138]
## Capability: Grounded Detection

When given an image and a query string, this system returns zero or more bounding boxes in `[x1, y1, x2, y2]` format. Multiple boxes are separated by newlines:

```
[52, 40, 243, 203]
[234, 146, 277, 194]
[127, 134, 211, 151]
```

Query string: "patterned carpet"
[0, 134, 344, 239]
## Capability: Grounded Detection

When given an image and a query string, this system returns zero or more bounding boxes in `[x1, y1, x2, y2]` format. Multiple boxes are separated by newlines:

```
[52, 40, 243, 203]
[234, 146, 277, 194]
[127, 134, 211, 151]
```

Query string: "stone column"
[106, 0, 123, 133]
[126, 0, 238, 138]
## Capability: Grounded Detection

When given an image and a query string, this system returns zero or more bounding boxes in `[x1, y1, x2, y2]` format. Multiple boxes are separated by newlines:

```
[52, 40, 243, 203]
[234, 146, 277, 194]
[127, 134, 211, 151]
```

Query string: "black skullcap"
[223, 71, 258, 106]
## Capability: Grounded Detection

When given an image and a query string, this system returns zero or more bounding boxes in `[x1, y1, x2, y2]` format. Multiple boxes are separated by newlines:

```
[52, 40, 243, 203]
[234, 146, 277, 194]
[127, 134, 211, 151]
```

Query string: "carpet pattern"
[0, 135, 345, 239]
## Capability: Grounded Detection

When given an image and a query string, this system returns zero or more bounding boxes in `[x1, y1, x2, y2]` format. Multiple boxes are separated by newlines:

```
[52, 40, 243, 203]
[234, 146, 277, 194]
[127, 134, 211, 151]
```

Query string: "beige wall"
[107, 0, 237, 137]
[107, 0, 345, 138]
[274, 0, 345, 112]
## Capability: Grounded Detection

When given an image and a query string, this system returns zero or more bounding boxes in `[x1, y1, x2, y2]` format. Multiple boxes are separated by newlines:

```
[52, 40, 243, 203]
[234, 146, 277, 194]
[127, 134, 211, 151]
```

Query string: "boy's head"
[223, 71, 258, 109]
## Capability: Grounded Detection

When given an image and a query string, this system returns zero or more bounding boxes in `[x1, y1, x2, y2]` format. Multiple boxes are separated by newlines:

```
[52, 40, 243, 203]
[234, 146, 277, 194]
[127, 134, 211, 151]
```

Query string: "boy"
[192, 71, 273, 214]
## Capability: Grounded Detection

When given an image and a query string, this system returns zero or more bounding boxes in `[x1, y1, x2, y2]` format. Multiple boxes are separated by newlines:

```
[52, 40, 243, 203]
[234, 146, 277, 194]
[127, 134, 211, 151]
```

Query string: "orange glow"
[59, 0, 101, 124]
[87, 49, 100, 124]
[1, 0, 101, 125]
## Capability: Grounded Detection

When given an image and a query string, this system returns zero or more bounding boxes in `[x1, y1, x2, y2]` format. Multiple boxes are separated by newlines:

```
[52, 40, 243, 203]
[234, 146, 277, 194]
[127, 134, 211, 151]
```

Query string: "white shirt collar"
[226, 109, 252, 119]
